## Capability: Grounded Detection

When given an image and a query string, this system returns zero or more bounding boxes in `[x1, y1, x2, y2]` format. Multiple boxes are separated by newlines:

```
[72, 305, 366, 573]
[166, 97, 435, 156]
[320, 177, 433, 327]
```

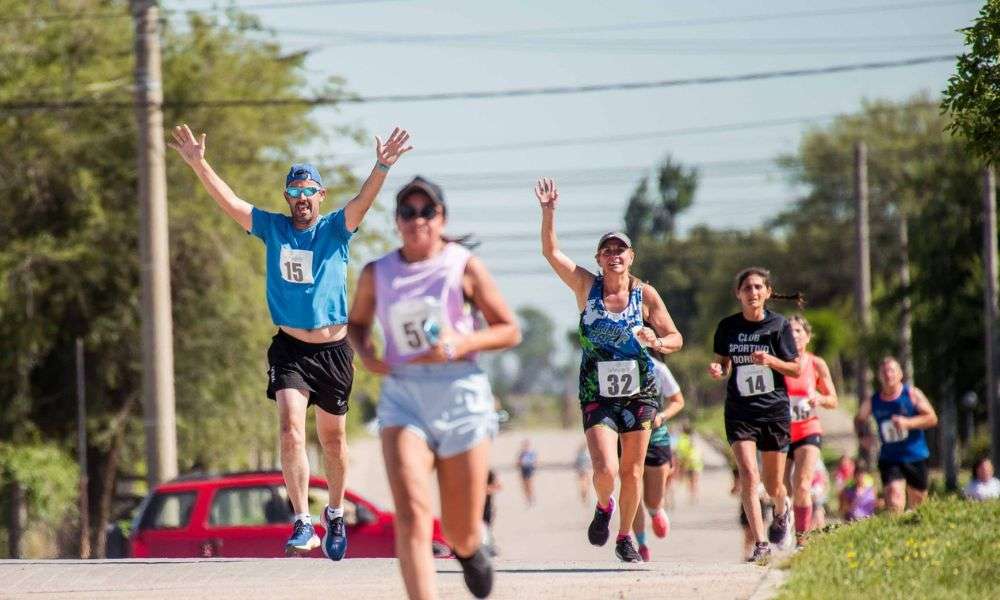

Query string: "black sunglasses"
[397, 203, 440, 221]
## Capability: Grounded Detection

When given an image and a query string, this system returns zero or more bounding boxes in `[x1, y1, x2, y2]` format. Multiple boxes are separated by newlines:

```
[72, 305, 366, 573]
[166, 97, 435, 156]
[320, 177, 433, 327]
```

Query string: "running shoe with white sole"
[651, 509, 670, 538]
[285, 519, 320, 556]
[587, 497, 615, 546]
[747, 542, 772, 564]
[768, 498, 791, 546]
[456, 546, 494, 599]
[615, 536, 643, 563]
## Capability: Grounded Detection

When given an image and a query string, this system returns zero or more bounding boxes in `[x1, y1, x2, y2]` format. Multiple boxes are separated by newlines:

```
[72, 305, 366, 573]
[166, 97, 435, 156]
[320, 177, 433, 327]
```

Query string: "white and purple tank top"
[374, 242, 477, 369]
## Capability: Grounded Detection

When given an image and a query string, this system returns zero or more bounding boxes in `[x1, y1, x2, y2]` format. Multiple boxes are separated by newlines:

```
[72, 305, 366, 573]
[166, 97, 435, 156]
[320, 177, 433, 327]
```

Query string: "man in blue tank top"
[856, 356, 938, 513]
[169, 123, 412, 559]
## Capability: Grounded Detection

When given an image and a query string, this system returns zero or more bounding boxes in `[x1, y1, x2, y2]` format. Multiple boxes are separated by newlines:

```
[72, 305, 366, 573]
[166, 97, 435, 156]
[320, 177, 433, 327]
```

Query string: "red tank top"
[785, 352, 823, 441]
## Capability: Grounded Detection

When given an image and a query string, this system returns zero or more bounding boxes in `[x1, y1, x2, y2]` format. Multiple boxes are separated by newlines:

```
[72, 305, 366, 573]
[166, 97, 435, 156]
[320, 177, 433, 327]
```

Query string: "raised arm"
[168, 124, 253, 231]
[346, 263, 390, 375]
[637, 284, 683, 354]
[535, 178, 594, 308]
[343, 127, 412, 232]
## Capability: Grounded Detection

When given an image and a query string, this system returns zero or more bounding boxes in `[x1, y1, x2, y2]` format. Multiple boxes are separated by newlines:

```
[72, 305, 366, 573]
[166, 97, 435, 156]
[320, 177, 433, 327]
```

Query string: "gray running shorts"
[378, 362, 497, 458]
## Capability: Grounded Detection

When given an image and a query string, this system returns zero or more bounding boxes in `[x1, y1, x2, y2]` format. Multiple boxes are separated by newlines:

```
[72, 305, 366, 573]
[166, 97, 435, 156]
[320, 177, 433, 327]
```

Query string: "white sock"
[326, 506, 344, 520]
[294, 512, 311, 524]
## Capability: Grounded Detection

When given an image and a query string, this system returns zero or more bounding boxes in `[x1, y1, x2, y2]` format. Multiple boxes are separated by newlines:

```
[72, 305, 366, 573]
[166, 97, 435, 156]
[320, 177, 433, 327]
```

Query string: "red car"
[130, 471, 451, 559]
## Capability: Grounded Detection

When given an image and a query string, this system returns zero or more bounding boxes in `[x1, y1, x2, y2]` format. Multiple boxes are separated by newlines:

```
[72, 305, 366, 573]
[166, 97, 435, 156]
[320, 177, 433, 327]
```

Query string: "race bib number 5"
[279, 248, 314, 284]
[736, 364, 775, 397]
[598, 360, 639, 397]
[388, 297, 443, 356]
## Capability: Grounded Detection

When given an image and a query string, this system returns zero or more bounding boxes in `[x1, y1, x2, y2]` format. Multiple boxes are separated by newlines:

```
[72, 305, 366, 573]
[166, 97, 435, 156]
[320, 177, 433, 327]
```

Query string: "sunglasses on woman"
[285, 187, 320, 199]
[397, 203, 440, 221]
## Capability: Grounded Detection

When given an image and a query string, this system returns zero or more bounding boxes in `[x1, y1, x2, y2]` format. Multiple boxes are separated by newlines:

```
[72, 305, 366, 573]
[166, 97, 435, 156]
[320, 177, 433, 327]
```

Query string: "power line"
[0, 55, 955, 113]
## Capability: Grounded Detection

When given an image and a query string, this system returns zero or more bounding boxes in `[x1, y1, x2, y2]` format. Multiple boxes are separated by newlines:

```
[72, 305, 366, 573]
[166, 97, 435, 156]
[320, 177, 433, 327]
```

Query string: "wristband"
[376, 162, 390, 173]
[442, 342, 457, 361]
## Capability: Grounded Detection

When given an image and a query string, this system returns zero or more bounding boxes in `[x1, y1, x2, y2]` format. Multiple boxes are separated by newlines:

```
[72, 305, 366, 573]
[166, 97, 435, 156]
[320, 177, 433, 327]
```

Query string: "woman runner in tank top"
[709, 267, 801, 563]
[348, 177, 520, 600]
[533, 178, 682, 563]
[856, 356, 937, 514]
[782, 315, 838, 548]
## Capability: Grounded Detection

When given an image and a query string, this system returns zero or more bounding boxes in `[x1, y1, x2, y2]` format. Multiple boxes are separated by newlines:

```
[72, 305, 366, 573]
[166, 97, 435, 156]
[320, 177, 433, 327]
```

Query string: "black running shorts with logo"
[266, 330, 354, 416]
[725, 418, 790, 452]
[878, 459, 929, 492]
[581, 398, 657, 434]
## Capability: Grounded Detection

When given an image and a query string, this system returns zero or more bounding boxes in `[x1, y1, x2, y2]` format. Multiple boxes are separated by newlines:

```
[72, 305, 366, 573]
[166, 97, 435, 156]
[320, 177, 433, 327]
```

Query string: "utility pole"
[983, 165, 999, 469]
[855, 142, 873, 411]
[898, 210, 914, 384]
[132, 0, 178, 486]
[76, 339, 90, 559]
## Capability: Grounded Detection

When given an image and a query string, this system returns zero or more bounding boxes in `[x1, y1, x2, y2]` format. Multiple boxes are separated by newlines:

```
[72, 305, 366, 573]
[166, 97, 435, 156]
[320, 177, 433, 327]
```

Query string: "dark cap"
[596, 231, 632, 251]
[285, 163, 323, 187]
[396, 176, 446, 210]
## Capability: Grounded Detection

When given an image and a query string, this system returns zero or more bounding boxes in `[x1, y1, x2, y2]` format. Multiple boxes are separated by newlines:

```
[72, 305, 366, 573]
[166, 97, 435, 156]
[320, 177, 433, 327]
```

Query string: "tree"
[510, 306, 557, 394]
[0, 0, 374, 556]
[943, 0, 1000, 165]
[623, 156, 698, 243]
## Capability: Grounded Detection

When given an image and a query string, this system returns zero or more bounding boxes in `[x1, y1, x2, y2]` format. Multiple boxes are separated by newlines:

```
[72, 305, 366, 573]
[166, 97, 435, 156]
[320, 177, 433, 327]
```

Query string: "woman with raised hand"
[534, 177, 682, 563]
[348, 176, 520, 599]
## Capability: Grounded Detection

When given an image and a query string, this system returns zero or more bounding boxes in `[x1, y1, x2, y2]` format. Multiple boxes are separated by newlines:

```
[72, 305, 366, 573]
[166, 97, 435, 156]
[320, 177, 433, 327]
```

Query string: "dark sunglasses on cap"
[397, 203, 440, 221]
[285, 186, 320, 199]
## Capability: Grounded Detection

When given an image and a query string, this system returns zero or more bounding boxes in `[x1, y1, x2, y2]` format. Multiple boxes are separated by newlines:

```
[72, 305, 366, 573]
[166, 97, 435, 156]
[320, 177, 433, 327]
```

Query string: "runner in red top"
[783, 315, 837, 548]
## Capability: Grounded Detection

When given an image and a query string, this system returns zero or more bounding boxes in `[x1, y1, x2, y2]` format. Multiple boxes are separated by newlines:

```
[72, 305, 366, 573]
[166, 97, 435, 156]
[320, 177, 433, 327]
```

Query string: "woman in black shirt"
[709, 267, 801, 563]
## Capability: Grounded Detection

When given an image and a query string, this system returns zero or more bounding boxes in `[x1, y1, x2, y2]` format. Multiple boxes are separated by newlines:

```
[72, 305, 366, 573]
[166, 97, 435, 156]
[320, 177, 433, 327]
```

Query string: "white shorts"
[378, 362, 497, 458]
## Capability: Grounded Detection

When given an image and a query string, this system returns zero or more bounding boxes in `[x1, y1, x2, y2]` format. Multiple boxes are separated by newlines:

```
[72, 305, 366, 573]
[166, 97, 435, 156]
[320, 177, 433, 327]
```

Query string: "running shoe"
[638, 544, 651, 562]
[615, 536, 643, 563]
[322, 510, 348, 561]
[456, 546, 494, 599]
[587, 498, 615, 546]
[285, 518, 320, 555]
[768, 499, 791, 545]
[651, 509, 670, 538]
[747, 542, 771, 564]
[795, 532, 807, 550]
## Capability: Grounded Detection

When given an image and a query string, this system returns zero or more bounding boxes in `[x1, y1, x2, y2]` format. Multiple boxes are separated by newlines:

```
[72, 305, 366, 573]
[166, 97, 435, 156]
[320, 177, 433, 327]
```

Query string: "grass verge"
[777, 498, 1000, 599]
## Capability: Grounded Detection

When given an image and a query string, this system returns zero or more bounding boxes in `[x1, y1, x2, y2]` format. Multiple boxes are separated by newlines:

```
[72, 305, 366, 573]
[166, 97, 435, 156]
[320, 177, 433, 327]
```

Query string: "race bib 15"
[279, 247, 314, 284]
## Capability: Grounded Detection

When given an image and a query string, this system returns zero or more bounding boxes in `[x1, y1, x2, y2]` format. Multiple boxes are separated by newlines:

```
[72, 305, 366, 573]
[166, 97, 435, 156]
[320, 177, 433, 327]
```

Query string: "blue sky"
[171, 0, 980, 350]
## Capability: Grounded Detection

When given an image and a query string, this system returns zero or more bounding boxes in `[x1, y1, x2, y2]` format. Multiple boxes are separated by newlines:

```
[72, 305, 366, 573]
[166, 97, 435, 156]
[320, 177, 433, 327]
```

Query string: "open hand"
[376, 127, 413, 167]
[534, 178, 559, 209]
[167, 124, 206, 166]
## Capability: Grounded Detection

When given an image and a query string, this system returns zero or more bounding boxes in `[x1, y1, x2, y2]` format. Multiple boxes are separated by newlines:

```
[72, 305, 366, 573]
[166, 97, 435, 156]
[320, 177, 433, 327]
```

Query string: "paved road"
[0, 426, 790, 599]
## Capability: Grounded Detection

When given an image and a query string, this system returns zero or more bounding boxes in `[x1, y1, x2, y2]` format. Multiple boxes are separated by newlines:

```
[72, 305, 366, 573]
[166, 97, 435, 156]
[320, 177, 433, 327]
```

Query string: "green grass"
[777, 498, 1000, 600]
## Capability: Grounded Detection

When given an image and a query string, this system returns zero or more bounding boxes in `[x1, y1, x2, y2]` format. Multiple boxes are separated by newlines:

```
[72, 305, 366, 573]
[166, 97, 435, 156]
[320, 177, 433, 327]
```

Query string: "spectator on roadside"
[963, 457, 1000, 501]
[843, 459, 877, 521]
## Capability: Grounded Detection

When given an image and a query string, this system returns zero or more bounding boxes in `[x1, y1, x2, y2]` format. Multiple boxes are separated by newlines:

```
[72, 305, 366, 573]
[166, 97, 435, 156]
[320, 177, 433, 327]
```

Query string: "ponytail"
[442, 234, 480, 250]
[734, 266, 805, 309]
[772, 292, 806, 310]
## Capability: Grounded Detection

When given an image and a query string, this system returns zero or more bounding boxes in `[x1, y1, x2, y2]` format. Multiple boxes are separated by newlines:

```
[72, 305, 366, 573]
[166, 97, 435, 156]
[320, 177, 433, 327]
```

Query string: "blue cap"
[285, 163, 323, 187]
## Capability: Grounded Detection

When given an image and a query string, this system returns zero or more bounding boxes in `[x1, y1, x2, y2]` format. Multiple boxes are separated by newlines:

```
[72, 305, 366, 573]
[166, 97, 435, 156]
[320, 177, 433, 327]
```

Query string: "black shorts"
[645, 443, 673, 468]
[789, 434, 822, 454]
[878, 459, 929, 492]
[519, 466, 536, 479]
[725, 418, 790, 452]
[582, 398, 657, 434]
[266, 330, 354, 416]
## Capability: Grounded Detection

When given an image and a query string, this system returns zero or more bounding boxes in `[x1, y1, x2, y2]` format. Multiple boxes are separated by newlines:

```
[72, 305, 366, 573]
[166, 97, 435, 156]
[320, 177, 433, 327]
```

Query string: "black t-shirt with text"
[713, 310, 798, 423]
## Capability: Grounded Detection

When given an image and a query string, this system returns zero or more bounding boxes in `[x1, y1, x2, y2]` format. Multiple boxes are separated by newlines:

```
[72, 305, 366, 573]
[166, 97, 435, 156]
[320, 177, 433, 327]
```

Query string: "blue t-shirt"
[249, 207, 354, 329]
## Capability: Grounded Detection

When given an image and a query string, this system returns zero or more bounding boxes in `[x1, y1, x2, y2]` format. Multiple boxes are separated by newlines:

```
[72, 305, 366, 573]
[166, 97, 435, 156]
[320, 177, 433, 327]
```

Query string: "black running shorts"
[266, 330, 354, 416]
[582, 399, 657, 434]
[878, 459, 929, 492]
[644, 443, 673, 468]
[789, 434, 822, 454]
[725, 418, 790, 452]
